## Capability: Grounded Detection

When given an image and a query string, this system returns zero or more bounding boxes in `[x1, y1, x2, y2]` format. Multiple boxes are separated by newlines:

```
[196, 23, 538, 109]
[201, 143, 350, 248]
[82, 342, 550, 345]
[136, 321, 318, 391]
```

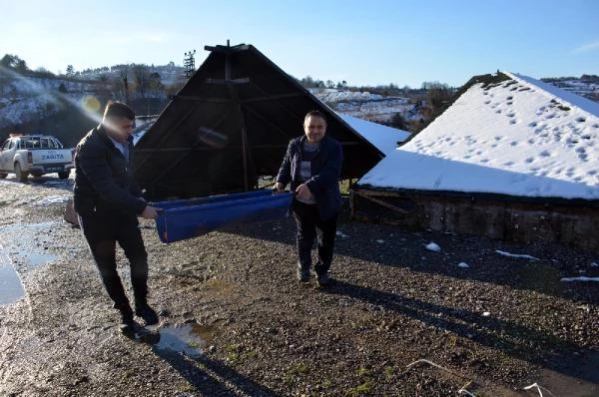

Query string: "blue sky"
[2, 0, 598, 88]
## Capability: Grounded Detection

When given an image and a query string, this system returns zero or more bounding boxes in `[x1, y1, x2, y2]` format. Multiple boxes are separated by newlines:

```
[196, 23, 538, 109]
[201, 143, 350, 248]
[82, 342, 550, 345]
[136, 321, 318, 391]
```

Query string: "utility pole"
[184, 50, 196, 78]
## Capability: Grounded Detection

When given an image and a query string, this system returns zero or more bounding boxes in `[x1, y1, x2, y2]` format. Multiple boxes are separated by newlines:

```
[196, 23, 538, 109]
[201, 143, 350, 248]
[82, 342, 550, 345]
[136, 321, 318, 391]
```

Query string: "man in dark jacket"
[74, 102, 160, 333]
[274, 110, 343, 286]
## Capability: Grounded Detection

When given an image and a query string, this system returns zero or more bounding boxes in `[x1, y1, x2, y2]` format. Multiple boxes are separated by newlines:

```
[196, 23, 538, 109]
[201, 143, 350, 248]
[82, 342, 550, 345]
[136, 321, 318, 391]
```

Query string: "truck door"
[0, 139, 14, 170]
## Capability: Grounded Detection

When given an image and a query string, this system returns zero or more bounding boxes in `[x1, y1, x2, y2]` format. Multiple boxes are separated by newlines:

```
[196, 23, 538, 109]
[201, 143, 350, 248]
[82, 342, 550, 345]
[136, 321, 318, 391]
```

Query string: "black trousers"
[79, 212, 148, 314]
[292, 200, 338, 275]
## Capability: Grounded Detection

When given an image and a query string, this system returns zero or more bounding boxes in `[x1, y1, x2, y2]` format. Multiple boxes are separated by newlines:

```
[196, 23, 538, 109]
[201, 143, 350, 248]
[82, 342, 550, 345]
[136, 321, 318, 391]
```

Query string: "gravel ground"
[0, 175, 598, 397]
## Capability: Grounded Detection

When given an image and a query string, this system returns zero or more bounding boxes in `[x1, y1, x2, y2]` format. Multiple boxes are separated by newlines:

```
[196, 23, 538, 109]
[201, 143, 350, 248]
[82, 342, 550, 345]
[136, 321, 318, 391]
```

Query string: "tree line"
[0, 53, 460, 135]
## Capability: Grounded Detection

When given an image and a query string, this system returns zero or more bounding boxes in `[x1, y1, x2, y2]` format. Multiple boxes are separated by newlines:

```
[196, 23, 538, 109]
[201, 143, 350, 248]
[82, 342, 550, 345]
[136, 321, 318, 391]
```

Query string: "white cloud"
[572, 41, 599, 54]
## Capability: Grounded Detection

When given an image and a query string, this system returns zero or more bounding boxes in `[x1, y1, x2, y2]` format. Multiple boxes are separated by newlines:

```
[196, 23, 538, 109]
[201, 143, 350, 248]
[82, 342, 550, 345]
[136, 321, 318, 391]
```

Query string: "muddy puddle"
[0, 250, 57, 304]
[0, 260, 25, 304]
[0, 222, 59, 304]
[25, 253, 57, 268]
[151, 323, 219, 357]
[0, 244, 23, 304]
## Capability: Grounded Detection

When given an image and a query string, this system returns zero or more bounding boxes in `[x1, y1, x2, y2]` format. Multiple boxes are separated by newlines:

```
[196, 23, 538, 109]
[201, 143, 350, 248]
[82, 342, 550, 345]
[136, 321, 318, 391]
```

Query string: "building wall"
[351, 189, 599, 250]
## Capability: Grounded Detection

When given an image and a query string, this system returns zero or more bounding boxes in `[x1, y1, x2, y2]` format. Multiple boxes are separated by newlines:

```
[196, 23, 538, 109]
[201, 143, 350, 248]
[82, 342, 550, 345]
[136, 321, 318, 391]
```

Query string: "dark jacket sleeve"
[128, 143, 143, 197]
[78, 141, 147, 214]
[130, 179, 143, 198]
[305, 139, 343, 195]
[275, 139, 294, 187]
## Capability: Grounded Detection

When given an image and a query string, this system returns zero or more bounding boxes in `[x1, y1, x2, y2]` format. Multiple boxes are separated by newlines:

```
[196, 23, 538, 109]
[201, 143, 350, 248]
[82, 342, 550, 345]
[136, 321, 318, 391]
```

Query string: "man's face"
[303, 115, 326, 143]
[105, 117, 135, 143]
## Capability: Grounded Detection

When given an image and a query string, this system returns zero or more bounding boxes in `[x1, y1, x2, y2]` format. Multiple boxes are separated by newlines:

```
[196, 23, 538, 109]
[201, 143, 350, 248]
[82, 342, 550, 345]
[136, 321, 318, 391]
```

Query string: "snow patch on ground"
[425, 242, 441, 252]
[31, 195, 71, 207]
[495, 250, 539, 261]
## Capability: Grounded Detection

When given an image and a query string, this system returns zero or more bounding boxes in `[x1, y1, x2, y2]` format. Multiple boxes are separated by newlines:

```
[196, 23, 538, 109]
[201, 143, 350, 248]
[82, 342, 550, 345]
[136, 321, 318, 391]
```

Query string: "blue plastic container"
[152, 190, 293, 243]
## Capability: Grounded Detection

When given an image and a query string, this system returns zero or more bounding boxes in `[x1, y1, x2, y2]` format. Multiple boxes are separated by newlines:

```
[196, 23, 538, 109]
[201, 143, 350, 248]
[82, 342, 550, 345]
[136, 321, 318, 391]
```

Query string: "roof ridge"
[505, 71, 599, 118]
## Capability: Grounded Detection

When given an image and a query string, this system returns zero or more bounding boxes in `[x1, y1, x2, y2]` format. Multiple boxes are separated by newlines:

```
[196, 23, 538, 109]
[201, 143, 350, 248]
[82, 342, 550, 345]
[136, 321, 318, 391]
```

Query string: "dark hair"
[304, 110, 327, 124]
[103, 101, 135, 121]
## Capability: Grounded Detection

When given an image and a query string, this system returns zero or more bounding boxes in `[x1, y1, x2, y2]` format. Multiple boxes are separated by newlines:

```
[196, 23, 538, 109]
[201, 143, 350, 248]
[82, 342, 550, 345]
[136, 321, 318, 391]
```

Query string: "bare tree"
[118, 64, 130, 104]
[0, 67, 10, 96]
[66, 65, 75, 78]
[132, 64, 151, 114]
[422, 81, 453, 114]
[132, 64, 150, 98]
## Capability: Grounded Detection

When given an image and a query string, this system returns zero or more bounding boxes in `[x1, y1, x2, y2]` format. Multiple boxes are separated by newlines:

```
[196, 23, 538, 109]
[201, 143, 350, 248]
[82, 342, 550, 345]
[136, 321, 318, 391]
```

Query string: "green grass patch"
[346, 380, 374, 396]
[357, 366, 371, 377]
[384, 366, 394, 380]
[224, 343, 257, 364]
[289, 362, 310, 375]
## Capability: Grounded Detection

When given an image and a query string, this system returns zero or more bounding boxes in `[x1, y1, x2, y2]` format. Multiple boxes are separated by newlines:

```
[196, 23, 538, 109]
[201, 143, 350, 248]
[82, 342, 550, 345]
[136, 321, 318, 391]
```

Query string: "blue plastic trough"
[152, 190, 293, 243]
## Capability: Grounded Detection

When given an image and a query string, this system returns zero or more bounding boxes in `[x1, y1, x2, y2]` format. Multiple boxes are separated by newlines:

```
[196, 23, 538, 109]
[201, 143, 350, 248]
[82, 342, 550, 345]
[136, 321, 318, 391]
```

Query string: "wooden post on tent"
[204, 42, 253, 191]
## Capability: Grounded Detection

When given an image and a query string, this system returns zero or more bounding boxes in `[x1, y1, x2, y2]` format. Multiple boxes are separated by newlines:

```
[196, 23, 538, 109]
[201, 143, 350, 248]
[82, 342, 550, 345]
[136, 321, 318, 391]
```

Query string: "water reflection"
[0, 261, 25, 304]
[153, 323, 217, 357]
[26, 253, 57, 268]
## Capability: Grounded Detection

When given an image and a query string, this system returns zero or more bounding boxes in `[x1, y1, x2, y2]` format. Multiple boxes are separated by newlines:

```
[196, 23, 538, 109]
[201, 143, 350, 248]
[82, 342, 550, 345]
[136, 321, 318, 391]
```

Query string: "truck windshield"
[15, 137, 65, 149]
[21, 138, 41, 149]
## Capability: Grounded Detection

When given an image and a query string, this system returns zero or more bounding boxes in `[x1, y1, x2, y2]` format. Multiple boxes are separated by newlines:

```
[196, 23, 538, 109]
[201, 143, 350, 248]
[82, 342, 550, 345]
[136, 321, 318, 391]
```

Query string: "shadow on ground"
[219, 202, 599, 305]
[153, 346, 280, 396]
[323, 280, 599, 387]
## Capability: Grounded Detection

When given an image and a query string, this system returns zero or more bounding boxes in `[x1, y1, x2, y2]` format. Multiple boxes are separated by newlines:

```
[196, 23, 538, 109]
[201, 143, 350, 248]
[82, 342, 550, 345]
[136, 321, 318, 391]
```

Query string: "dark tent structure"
[134, 42, 384, 201]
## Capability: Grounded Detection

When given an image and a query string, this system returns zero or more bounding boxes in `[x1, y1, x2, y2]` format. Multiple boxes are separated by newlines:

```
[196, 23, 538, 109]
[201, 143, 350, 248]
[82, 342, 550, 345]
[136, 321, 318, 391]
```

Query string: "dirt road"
[1, 176, 598, 396]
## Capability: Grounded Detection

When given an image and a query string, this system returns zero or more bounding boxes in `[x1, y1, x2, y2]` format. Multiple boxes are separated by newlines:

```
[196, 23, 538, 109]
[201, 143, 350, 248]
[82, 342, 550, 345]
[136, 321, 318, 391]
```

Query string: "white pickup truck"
[0, 134, 75, 182]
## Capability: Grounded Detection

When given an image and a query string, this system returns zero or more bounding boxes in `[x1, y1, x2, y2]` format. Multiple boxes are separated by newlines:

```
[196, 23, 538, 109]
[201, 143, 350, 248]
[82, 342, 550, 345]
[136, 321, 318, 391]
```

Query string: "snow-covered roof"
[358, 72, 599, 201]
[338, 113, 410, 154]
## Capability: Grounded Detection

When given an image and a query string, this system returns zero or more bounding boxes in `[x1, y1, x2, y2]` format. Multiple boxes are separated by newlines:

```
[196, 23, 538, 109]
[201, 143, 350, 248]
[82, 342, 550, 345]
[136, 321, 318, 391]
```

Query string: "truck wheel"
[15, 163, 29, 182]
[0, 172, 7, 179]
[58, 171, 69, 179]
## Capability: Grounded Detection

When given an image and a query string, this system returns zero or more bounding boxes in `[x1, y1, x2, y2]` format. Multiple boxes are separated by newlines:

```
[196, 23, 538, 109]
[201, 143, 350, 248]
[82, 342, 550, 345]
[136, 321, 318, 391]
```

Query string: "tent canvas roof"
[133, 43, 385, 200]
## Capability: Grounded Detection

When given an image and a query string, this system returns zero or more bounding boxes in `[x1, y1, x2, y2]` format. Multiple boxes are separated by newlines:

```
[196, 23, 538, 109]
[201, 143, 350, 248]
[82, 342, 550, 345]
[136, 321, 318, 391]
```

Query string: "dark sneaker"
[135, 304, 159, 326]
[120, 313, 138, 336]
[297, 262, 311, 282]
[316, 272, 332, 287]
[297, 268, 310, 282]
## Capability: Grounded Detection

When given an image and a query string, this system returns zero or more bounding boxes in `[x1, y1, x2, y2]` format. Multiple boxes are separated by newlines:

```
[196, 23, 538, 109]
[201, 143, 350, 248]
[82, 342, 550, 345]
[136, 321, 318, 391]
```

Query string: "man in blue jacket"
[274, 110, 343, 286]
[74, 102, 160, 334]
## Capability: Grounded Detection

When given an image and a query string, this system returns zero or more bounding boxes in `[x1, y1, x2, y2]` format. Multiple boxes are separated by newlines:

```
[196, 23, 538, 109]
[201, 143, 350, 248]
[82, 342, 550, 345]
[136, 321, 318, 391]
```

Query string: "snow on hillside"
[545, 78, 599, 101]
[0, 74, 102, 128]
[358, 72, 599, 201]
[313, 88, 385, 102]
[3, 70, 597, 145]
[78, 63, 186, 86]
[310, 88, 418, 123]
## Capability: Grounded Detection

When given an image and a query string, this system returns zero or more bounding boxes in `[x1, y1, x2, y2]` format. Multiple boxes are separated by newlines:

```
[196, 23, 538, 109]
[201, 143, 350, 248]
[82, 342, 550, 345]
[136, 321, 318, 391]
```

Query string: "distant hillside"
[541, 75, 599, 102]
[76, 62, 187, 86]
[0, 68, 172, 146]
[1, 60, 598, 146]
[310, 88, 423, 126]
